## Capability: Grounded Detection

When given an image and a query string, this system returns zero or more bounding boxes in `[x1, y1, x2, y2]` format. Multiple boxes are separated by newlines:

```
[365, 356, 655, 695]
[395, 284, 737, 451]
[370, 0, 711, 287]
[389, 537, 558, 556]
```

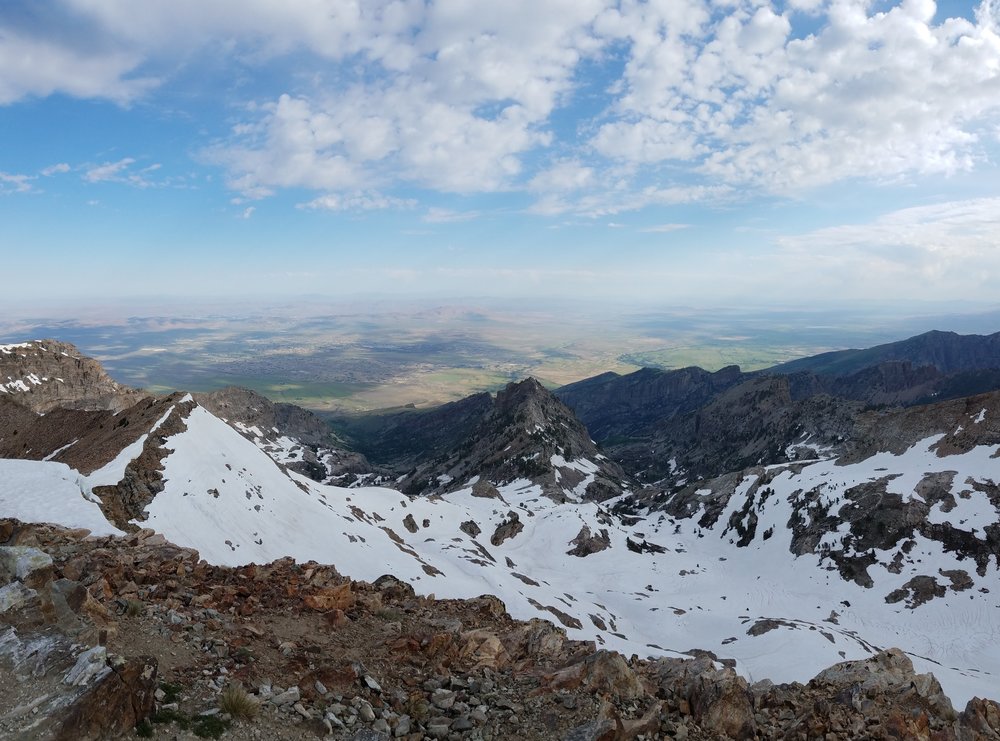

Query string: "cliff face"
[0, 340, 146, 414]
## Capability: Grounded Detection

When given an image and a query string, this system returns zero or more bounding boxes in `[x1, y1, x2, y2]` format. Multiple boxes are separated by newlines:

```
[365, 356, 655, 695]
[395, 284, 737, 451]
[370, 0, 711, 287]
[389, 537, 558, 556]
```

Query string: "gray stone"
[0, 547, 53, 587]
[270, 686, 300, 705]
[451, 715, 474, 731]
[0, 582, 36, 613]
[432, 688, 457, 709]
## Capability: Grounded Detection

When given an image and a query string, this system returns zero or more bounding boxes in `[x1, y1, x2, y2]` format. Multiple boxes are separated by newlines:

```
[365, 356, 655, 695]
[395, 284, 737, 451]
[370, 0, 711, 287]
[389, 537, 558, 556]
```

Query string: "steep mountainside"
[327, 392, 494, 465]
[333, 379, 635, 501]
[770, 329, 1000, 377]
[555, 330, 1000, 487]
[195, 386, 370, 485]
[0, 340, 146, 413]
[554, 365, 744, 442]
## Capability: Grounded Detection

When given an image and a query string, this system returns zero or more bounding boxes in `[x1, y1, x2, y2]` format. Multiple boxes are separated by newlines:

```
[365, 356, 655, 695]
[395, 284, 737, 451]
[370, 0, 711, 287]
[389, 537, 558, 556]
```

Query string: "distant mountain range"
[2, 329, 1000, 734]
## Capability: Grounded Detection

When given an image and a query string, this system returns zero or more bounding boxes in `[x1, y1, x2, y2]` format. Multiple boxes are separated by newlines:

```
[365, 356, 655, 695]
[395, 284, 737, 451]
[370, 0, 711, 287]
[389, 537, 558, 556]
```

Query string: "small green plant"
[135, 718, 154, 737]
[192, 714, 228, 738]
[150, 708, 189, 728]
[125, 599, 144, 617]
[159, 682, 182, 704]
[219, 685, 258, 720]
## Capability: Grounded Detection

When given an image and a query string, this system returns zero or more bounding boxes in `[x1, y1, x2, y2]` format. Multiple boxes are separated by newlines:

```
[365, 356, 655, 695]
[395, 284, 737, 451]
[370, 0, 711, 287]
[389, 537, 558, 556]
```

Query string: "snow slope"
[133, 403, 1000, 705]
[2, 399, 999, 705]
[0, 458, 123, 536]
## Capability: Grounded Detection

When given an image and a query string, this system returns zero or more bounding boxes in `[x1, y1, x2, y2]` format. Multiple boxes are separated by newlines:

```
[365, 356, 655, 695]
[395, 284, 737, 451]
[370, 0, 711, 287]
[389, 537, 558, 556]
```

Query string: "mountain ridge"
[2, 333, 1000, 737]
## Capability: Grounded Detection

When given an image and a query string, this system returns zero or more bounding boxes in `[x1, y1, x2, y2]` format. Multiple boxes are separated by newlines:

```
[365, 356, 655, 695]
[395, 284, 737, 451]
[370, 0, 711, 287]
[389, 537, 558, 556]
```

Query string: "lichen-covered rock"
[54, 655, 157, 740]
[650, 655, 756, 739]
[0, 546, 54, 588]
[546, 650, 646, 700]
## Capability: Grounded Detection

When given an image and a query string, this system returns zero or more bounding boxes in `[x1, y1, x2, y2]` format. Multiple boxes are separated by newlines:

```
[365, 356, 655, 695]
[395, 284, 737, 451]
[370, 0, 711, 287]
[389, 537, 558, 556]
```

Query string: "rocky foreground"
[2, 519, 1000, 740]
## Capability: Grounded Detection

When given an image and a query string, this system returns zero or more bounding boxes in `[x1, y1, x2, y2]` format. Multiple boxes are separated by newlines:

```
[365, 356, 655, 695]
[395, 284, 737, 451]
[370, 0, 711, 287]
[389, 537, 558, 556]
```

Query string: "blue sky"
[1, 0, 999, 307]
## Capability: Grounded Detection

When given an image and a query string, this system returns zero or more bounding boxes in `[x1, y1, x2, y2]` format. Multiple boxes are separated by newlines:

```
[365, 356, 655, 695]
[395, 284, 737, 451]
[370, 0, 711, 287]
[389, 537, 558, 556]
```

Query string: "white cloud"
[594, 0, 1000, 193]
[423, 208, 480, 223]
[84, 158, 136, 183]
[83, 157, 163, 188]
[208, 0, 609, 200]
[0, 171, 34, 194]
[528, 160, 595, 192]
[5, 0, 1000, 215]
[641, 223, 691, 233]
[299, 191, 416, 211]
[0, 30, 156, 105]
[240, 206, 256, 219]
[40, 163, 71, 176]
[775, 197, 1000, 299]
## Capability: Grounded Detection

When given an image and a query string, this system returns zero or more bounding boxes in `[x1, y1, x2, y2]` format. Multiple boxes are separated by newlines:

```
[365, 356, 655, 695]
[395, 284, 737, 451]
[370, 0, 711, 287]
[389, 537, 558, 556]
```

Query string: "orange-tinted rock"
[54, 656, 157, 740]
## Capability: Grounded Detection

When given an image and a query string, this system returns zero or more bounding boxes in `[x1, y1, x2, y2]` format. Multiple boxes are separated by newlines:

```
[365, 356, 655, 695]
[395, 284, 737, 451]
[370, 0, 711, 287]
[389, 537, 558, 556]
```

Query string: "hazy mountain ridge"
[769, 329, 1000, 377]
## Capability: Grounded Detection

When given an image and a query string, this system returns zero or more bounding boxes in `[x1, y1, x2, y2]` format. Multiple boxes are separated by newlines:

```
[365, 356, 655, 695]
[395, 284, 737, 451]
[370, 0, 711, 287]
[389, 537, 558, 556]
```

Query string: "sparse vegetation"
[192, 714, 228, 738]
[219, 685, 258, 720]
[125, 599, 144, 617]
[377, 607, 403, 621]
[159, 682, 182, 704]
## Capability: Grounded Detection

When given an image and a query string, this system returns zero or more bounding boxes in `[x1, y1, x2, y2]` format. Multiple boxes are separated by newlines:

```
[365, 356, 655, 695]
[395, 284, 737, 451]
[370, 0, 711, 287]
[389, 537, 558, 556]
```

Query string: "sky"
[1, 0, 1000, 307]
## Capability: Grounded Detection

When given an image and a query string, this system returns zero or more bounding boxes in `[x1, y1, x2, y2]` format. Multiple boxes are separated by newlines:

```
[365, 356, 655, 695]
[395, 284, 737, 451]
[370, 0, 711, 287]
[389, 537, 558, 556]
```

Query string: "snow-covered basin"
[135, 407, 1000, 706]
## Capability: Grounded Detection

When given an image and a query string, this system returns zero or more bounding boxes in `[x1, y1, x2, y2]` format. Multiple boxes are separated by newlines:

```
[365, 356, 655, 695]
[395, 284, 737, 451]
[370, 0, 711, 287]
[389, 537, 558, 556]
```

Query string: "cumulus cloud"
[0, 23, 156, 105]
[4, 0, 1000, 214]
[595, 0, 1000, 193]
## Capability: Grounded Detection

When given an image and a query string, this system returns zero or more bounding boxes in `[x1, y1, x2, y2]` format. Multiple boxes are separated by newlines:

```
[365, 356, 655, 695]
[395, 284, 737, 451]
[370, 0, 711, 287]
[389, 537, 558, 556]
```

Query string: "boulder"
[650, 655, 756, 739]
[546, 650, 646, 700]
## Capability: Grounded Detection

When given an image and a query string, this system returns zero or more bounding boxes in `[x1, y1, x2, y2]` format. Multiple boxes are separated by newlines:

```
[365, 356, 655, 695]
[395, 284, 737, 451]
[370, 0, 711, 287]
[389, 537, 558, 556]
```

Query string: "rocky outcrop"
[2, 519, 999, 741]
[567, 526, 611, 557]
[0, 340, 146, 414]
[650, 654, 756, 739]
[388, 378, 636, 501]
[0, 539, 157, 740]
[490, 511, 524, 546]
[331, 378, 636, 501]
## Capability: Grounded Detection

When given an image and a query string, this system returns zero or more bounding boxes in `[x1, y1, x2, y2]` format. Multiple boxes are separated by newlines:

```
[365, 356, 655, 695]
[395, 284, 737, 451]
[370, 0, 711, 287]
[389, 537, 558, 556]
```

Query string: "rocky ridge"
[5, 518, 1000, 740]
[556, 331, 1000, 488]
[0, 340, 146, 414]
[339, 378, 635, 502]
